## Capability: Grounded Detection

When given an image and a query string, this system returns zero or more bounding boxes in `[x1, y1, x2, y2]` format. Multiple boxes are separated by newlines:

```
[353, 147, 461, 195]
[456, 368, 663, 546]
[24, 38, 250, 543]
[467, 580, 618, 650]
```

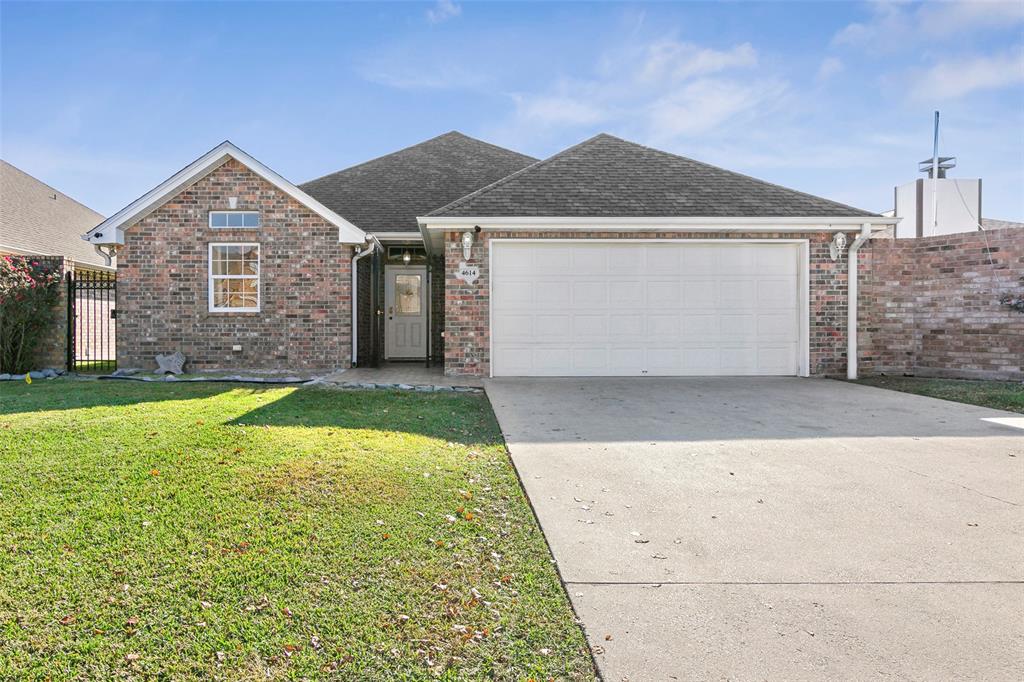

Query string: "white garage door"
[490, 240, 804, 377]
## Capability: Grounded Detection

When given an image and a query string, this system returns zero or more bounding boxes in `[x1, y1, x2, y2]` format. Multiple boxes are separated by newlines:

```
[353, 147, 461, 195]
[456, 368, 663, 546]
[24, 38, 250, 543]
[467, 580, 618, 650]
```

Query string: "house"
[1, 160, 110, 272]
[83, 132, 897, 378]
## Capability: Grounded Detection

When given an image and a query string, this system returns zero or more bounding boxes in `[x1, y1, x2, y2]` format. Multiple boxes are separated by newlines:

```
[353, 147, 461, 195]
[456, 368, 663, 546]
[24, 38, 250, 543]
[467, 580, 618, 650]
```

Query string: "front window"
[209, 211, 260, 228]
[209, 243, 259, 312]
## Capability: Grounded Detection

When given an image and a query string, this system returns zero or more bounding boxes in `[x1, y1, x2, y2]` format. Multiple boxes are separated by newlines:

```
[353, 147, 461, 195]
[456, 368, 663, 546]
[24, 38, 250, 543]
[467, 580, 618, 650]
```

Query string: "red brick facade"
[117, 159, 353, 372]
[861, 227, 1023, 381]
[444, 230, 856, 377]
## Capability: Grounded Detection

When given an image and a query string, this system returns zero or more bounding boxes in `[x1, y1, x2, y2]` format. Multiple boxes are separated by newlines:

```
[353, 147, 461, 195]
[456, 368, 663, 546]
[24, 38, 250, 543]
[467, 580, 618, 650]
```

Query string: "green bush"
[0, 255, 62, 373]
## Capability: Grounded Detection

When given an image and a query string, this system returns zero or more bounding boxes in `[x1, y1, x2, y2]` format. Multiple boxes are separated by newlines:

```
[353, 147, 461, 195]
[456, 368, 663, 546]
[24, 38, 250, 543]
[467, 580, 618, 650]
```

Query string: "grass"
[853, 375, 1024, 414]
[0, 381, 595, 680]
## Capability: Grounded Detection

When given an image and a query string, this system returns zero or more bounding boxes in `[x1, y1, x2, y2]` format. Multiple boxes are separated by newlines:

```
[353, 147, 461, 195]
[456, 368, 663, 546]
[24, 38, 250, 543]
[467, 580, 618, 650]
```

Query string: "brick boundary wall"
[117, 159, 353, 373]
[861, 227, 1024, 381]
[445, 230, 855, 377]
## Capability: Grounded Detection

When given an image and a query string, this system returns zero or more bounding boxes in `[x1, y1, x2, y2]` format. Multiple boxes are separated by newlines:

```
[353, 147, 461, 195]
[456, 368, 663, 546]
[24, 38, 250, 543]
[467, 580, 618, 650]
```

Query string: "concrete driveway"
[485, 378, 1024, 681]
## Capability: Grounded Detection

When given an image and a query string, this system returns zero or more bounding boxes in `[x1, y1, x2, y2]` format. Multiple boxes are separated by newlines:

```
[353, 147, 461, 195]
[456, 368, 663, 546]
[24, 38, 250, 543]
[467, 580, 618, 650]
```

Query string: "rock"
[434, 385, 454, 392]
[112, 368, 140, 377]
[397, 384, 414, 390]
[28, 371, 45, 380]
[155, 351, 185, 375]
[0, 374, 10, 381]
[453, 386, 476, 392]
[11, 374, 25, 381]
[341, 382, 360, 389]
[283, 376, 301, 383]
[162, 375, 178, 382]
[414, 385, 433, 392]
[358, 382, 377, 390]
[41, 368, 58, 378]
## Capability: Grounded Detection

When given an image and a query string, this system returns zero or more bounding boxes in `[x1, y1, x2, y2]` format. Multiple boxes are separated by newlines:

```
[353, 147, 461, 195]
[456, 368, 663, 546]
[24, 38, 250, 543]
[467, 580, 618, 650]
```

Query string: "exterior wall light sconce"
[461, 230, 475, 260]
[829, 232, 847, 261]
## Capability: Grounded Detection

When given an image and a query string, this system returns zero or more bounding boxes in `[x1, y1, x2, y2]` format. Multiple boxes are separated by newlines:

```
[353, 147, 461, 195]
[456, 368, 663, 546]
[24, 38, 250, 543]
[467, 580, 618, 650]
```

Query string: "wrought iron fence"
[67, 269, 116, 372]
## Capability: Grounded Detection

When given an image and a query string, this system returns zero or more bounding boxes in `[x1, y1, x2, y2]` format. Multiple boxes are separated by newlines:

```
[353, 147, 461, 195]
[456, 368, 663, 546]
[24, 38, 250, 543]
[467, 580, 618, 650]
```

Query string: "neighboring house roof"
[981, 218, 1024, 231]
[299, 131, 537, 234]
[0, 160, 110, 269]
[84, 141, 365, 247]
[427, 133, 879, 219]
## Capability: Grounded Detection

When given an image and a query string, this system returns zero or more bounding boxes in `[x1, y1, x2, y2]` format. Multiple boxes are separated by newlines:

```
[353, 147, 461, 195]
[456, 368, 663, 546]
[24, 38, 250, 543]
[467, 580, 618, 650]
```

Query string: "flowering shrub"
[0, 255, 63, 373]
[1000, 277, 1024, 314]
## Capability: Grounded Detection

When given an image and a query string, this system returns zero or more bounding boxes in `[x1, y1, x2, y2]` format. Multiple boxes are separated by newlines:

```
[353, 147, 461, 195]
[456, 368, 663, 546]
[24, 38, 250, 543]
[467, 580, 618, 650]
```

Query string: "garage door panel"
[609, 280, 643, 306]
[573, 281, 607, 306]
[573, 314, 608, 338]
[491, 241, 801, 377]
[610, 314, 644, 336]
[494, 280, 534, 308]
[757, 246, 798, 275]
[570, 246, 609, 274]
[646, 247, 681, 273]
[682, 280, 718, 308]
[758, 279, 797, 307]
[534, 281, 571, 308]
[535, 315, 571, 338]
[647, 280, 680, 306]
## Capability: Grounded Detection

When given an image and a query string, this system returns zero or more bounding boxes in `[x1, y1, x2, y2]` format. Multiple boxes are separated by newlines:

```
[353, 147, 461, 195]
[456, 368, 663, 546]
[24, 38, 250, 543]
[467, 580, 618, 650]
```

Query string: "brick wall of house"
[444, 230, 853, 377]
[117, 158, 353, 372]
[861, 227, 1023, 380]
[430, 254, 446, 366]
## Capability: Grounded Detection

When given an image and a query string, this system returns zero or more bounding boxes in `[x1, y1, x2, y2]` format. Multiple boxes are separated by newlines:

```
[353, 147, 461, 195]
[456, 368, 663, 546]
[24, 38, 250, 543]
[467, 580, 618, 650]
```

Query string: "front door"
[385, 265, 427, 359]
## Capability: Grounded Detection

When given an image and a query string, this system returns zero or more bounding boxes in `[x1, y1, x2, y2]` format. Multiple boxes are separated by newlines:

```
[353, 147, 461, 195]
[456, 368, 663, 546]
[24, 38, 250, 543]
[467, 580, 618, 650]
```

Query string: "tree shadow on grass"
[0, 379, 242, 415]
[227, 387, 502, 447]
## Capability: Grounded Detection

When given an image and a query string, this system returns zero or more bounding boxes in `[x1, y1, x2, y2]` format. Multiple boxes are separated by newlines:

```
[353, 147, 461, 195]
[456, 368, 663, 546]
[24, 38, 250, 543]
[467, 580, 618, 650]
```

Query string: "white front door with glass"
[385, 266, 427, 359]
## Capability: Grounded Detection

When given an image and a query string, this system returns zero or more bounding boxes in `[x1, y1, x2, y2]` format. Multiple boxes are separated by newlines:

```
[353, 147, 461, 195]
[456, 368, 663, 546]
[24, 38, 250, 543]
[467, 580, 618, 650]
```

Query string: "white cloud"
[816, 56, 844, 82]
[359, 59, 486, 90]
[489, 36, 768, 145]
[645, 77, 786, 140]
[426, 0, 461, 25]
[833, 0, 1024, 50]
[637, 40, 757, 83]
[909, 49, 1024, 100]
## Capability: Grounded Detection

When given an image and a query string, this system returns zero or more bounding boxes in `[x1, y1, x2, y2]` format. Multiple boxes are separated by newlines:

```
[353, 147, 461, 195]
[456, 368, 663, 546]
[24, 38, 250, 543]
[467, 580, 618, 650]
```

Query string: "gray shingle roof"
[1, 160, 109, 269]
[428, 133, 878, 219]
[299, 132, 537, 233]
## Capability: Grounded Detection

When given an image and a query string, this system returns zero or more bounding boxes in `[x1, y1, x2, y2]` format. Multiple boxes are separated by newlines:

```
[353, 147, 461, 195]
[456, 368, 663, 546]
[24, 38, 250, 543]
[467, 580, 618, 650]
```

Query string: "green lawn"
[853, 375, 1024, 414]
[0, 381, 595, 680]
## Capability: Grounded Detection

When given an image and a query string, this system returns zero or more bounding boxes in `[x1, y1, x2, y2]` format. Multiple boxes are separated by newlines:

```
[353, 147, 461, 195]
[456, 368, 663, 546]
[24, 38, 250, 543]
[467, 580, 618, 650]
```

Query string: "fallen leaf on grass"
[59, 614, 75, 625]
[125, 653, 141, 662]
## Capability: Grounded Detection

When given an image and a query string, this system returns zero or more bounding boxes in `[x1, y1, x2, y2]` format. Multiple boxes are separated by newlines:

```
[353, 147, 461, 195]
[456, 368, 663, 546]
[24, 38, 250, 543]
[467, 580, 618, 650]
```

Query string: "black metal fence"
[67, 269, 116, 372]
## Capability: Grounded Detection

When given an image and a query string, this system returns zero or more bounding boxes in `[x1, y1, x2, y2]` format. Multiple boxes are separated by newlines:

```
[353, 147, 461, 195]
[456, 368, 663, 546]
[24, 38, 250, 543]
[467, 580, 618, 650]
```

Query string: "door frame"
[488, 238, 811, 378]
[384, 264, 428, 360]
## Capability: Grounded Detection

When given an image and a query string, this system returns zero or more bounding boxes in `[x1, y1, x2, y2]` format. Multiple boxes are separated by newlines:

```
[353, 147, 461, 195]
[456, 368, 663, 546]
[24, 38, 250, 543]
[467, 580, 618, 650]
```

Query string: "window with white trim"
[209, 243, 260, 312]
[209, 211, 260, 228]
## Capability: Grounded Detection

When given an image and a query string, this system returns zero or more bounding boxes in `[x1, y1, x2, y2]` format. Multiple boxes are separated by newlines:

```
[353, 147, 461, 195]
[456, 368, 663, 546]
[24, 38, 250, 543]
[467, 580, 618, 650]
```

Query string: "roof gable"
[426, 133, 878, 219]
[299, 132, 537, 233]
[84, 141, 366, 246]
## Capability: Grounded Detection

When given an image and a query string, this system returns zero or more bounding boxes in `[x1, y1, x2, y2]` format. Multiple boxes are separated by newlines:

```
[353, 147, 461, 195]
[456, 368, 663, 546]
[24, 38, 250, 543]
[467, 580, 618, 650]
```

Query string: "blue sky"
[2, 1, 1022, 220]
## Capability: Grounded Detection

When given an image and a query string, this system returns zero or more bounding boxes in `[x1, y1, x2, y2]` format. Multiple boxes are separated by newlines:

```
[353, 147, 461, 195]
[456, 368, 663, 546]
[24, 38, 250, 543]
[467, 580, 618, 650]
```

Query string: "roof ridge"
[594, 135, 877, 217]
[429, 132, 876, 218]
[300, 131, 535, 187]
[426, 133, 610, 216]
[1, 159, 105, 219]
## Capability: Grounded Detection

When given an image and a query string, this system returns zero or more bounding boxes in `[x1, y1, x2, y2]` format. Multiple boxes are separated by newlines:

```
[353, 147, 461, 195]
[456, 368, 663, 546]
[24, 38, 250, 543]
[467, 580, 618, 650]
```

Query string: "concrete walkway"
[485, 377, 1024, 681]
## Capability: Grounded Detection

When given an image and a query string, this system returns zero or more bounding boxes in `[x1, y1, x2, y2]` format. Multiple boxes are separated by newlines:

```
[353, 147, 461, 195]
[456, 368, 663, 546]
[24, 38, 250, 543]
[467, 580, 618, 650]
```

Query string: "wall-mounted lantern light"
[829, 232, 848, 261]
[461, 231, 475, 260]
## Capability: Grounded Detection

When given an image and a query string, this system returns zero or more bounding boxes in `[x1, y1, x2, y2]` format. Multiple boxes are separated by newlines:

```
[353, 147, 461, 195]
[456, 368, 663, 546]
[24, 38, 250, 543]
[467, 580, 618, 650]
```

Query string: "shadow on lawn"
[228, 386, 502, 447]
[0, 379, 242, 415]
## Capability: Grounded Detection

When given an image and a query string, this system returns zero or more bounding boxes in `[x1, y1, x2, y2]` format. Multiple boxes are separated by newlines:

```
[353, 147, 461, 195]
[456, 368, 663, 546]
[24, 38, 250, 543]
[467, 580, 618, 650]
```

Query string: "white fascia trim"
[418, 216, 897, 231]
[371, 231, 424, 242]
[83, 141, 366, 246]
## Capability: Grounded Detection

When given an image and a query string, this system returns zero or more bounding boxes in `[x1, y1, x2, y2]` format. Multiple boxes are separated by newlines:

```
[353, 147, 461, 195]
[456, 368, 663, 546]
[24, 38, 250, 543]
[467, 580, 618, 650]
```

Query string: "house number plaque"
[456, 261, 479, 285]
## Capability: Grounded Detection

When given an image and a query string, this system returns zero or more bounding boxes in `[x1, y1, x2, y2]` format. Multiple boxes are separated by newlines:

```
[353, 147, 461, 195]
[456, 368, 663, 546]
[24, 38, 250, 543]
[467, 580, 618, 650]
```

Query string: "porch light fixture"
[829, 232, 848, 261]
[402, 249, 412, 264]
[461, 231, 475, 260]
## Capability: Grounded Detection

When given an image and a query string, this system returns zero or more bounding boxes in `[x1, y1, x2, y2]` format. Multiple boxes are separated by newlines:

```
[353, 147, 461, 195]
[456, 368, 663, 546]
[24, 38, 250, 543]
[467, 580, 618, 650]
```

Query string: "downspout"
[847, 223, 872, 380]
[351, 237, 377, 367]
